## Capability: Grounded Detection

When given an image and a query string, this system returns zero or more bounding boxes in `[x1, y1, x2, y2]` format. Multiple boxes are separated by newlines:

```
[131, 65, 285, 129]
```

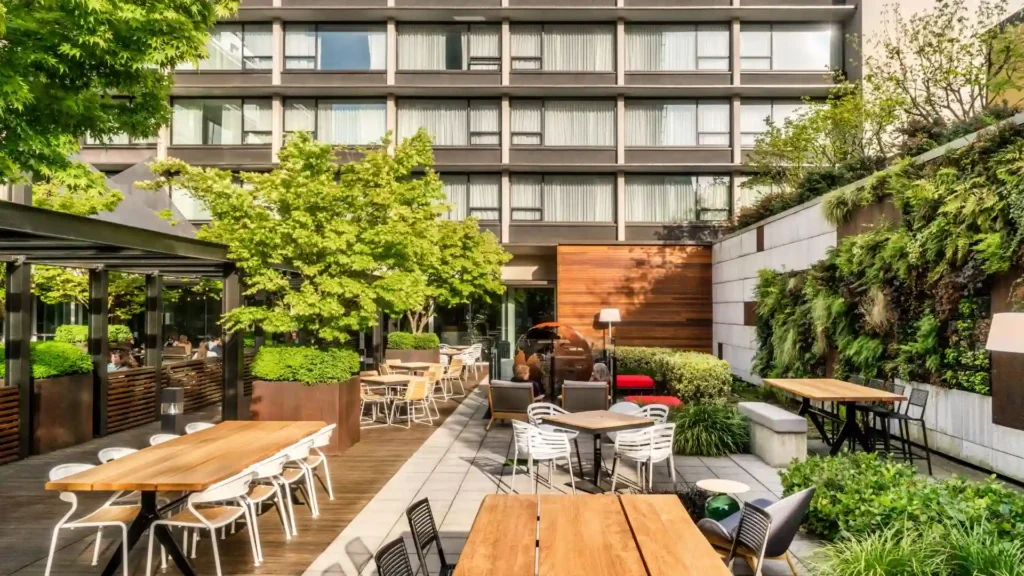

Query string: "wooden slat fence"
[166, 358, 224, 413]
[244, 350, 255, 397]
[107, 367, 158, 434]
[0, 387, 19, 465]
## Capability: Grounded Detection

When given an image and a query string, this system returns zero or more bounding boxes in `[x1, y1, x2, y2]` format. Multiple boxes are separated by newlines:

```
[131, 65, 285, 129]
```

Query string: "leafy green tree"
[141, 131, 467, 342]
[0, 0, 237, 189]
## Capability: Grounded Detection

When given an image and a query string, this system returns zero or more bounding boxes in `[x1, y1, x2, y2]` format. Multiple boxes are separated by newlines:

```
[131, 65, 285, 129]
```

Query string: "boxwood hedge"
[251, 345, 360, 385]
[387, 331, 440, 350]
[614, 346, 731, 405]
[0, 342, 93, 379]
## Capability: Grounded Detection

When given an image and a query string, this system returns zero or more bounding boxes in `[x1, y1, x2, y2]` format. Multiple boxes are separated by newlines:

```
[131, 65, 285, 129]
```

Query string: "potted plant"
[249, 345, 362, 455]
[54, 324, 134, 352]
[385, 331, 442, 364]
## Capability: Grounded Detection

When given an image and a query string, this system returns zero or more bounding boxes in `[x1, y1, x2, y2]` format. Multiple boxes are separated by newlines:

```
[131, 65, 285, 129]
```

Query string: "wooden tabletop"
[393, 362, 435, 370]
[541, 410, 655, 434]
[362, 374, 412, 384]
[454, 495, 537, 576]
[457, 494, 727, 576]
[46, 420, 325, 492]
[440, 349, 466, 356]
[763, 378, 907, 402]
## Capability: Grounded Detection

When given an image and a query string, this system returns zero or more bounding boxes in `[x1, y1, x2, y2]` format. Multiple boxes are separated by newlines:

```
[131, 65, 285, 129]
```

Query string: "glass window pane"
[510, 100, 542, 144]
[541, 25, 614, 72]
[543, 100, 615, 147]
[697, 175, 731, 220]
[470, 100, 500, 146]
[697, 24, 730, 58]
[740, 24, 771, 58]
[172, 187, 211, 221]
[625, 100, 696, 147]
[441, 174, 469, 220]
[399, 25, 465, 71]
[510, 25, 542, 70]
[243, 100, 272, 144]
[543, 175, 614, 222]
[772, 24, 832, 71]
[317, 100, 386, 145]
[285, 25, 317, 70]
[626, 25, 695, 72]
[398, 100, 468, 146]
[243, 25, 273, 70]
[469, 174, 500, 221]
[625, 175, 696, 222]
[319, 26, 387, 71]
[284, 99, 317, 135]
[697, 101, 730, 146]
[172, 99, 242, 145]
[198, 25, 243, 71]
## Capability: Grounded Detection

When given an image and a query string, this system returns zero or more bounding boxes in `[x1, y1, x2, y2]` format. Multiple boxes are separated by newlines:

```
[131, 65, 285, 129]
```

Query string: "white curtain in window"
[243, 101, 272, 144]
[542, 25, 614, 72]
[697, 176, 731, 220]
[740, 24, 771, 70]
[734, 176, 774, 212]
[284, 100, 317, 135]
[243, 25, 273, 69]
[197, 25, 243, 70]
[543, 101, 615, 147]
[696, 24, 730, 70]
[772, 24, 833, 71]
[470, 101, 500, 146]
[625, 101, 696, 147]
[285, 25, 317, 69]
[398, 100, 467, 146]
[441, 175, 469, 221]
[740, 102, 772, 147]
[625, 25, 695, 72]
[544, 175, 614, 222]
[317, 101, 386, 145]
[172, 101, 204, 144]
[697, 101, 730, 146]
[510, 26, 542, 70]
[772, 99, 809, 125]
[398, 25, 464, 70]
[367, 30, 388, 70]
[469, 175, 500, 220]
[510, 101, 542, 145]
[511, 175, 543, 220]
[207, 101, 242, 145]
[625, 175, 696, 222]
[469, 26, 500, 70]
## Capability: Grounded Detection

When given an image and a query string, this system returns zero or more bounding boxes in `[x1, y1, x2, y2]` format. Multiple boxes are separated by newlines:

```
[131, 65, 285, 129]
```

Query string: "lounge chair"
[560, 380, 610, 412]
[487, 380, 534, 430]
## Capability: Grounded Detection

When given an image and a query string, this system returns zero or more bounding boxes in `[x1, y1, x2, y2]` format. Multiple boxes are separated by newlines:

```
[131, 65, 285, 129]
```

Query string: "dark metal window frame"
[178, 23, 273, 72]
[740, 98, 808, 148]
[397, 98, 501, 148]
[396, 23, 501, 72]
[509, 174, 616, 223]
[740, 22, 840, 72]
[510, 23, 616, 72]
[170, 98, 273, 146]
[282, 98, 387, 143]
[624, 174, 733, 223]
[443, 173, 501, 222]
[283, 23, 387, 72]
[625, 23, 731, 72]
[624, 98, 731, 148]
[510, 99, 616, 148]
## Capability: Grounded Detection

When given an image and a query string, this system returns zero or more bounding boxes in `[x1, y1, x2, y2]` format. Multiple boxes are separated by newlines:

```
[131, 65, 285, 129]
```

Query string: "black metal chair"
[406, 498, 455, 576]
[724, 503, 774, 576]
[888, 387, 933, 475]
[374, 538, 415, 576]
[865, 383, 905, 455]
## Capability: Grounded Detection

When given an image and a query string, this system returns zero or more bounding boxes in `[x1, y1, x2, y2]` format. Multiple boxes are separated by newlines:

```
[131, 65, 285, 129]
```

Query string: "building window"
[171, 187, 212, 221]
[734, 176, 778, 212]
[625, 100, 730, 147]
[441, 174, 500, 221]
[284, 99, 386, 145]
[740, 23, 840, 71]
[397, 100, 499, 146]
[397, 25, 499, 71]
[510, 100, 615, 147]
[511, 25, 615, 72]
[285, 25, 386, 71]
[177, 24, 272, 71]
[84, 133, 157, 146]
[740, 99, 810, 147]
[511, 174, 614, 222]
[625, 24, 729, 72]
[625, 175, 731, 222]
[172, 99, 272, 145]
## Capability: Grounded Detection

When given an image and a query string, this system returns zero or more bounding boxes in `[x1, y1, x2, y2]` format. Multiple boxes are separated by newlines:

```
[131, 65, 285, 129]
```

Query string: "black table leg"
[101, 492, 196, 576]
[592, 433, 602, 486]
[829, 403, 872, 456]
[798, 398, 832, 445]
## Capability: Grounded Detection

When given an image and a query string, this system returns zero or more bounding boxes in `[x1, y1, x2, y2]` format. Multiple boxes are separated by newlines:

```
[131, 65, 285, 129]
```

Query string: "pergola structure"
[1, 201, 261, 458]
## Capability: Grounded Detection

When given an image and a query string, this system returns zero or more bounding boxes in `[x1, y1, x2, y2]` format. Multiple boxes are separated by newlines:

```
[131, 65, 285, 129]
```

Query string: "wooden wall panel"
[556, 245, 712, 352]
[0, 387, 20, 465]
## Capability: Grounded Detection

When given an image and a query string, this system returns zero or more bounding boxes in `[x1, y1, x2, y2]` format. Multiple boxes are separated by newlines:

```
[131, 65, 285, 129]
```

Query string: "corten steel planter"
[32, 372, 94, 455]
[384, 349, 440, 363]
[250, 376, 361, 455]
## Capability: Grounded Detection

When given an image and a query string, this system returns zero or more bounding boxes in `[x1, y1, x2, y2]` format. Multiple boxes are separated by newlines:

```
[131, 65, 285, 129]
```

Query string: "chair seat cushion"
[617, 375, 655, 389]
[625, 395, 681, 407]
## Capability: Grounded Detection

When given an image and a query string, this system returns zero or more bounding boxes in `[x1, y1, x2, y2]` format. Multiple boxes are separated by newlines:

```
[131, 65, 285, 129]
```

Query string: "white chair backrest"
[650, 423, 676, 459]
[614, 427, 653, 459]
[185, 422, 216, 434]
[249, 453, 289, 479]
[439, 344, 451, 350]
[468, 344, 482, 360]
[635, 404, 671, 423]
[312, 424, 337, 449]
[285, 438, 315, 461]
[527, 402, 566, 425]
[610, 402, 641, 414]
[98, 447, 137, 463]
[191, 471, 255, 505]
[440, 354, 449, 366]
[150, 433, 180, 446]
[527, 427, 570, 460]
[49, 463, 95, 482]
[511, 420, 536, 453]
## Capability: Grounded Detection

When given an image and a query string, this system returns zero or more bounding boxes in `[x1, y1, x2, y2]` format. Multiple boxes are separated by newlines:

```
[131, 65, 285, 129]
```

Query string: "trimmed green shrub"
[615, 346, 731, 404]
[54, 324, 132, 344]
[0, 342, 93, 379]
[669, 403, 748, 456]
[387, 331, 440, 350]
[251, 345, 360, 385]
[816, 523, 946, 576]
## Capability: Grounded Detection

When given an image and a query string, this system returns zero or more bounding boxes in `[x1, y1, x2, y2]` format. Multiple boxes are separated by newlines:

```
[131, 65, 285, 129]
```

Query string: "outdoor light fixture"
[986, 313, 1024, 353]
[599, 308, 621, 381]
[160, 387, 185, 435]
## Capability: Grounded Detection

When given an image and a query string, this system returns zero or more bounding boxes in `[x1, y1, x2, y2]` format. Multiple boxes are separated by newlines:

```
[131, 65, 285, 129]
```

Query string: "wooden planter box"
[384, 349, 440, 363]
[250, 376, 361, 455]
[32, 372, 93, 455]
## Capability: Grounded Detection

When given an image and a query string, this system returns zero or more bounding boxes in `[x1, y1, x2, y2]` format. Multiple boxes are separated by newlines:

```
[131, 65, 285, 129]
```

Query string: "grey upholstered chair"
[487, 380, 534, 430]
[560, 380, 610, 412]
[697, 486, 816, 576]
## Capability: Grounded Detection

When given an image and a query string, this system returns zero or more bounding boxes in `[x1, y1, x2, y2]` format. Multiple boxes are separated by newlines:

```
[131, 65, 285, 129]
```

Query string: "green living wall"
[753, 122, 1024, 394]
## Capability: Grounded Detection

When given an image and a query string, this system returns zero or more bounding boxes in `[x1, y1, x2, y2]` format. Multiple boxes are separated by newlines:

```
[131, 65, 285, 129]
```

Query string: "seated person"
[590, 362, 611, 384]
[511, 363, 545, 401]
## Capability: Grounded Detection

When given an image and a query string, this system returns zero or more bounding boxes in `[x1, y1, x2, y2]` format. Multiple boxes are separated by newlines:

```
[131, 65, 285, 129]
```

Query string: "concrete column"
[731, 95, 742, 164]
[501, 21, 511, 86]
[222, 266, 245, 421]
[145, 275, 164, 419]
[616, 171, 626, 241]
[387, 95, 397, 155]
[616, 95, 625, 164]
[731, 19, 741, 86]
[5, 260, 32, 458]
[157, 125, 169, 159]
[272, 20, 283, 86]
[501, 96, 510, 164]
[501, 170, 510, 243]
[616, 20, 625, 85]
[387, 20, 397, 86]
[89, 270, 110, 437]
[272, 96, 283, 162]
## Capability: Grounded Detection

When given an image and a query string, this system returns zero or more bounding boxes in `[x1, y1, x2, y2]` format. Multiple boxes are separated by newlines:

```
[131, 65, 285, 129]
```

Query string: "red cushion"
[616, 374, 655, 389]
[625, 395, 682, 407]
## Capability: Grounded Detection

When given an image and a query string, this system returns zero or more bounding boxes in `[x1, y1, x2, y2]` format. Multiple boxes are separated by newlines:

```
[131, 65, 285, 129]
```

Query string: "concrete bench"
[738, 402, 808, 467]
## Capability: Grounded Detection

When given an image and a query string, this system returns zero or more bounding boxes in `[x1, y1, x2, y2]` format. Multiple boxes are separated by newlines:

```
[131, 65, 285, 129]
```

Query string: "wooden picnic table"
[763, 378, 906, 456]
[540, 411, 653, 492]
[455, 494, 730, 576]
[46, 420, 325, 576]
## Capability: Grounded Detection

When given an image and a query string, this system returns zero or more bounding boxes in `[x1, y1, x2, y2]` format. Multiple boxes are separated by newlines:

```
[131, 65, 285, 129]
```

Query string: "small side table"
[696, 478, 749, 521]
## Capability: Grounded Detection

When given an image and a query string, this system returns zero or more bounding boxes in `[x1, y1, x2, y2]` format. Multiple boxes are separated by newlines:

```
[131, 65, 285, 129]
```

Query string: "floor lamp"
[599, 308, 621, 384]
[987, 313, 1024, 354]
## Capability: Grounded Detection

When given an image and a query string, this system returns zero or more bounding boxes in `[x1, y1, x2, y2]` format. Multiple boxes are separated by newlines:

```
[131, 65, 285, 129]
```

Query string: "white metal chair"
[91, 448, 140, 565]
[301, 424, 336, 501]
[528, 402, 585, 478]
[242, 453, 292, 563]
[185, 422, 216, 434]
[45, 464, 138, 576]
[467, 344, 483, 376]
[279, 438, 320, 531]
[610, 423, 677, 493]
[634, 404, 671, 423]
[97, 447, 138, 463]
[145, 471, 259, 576]
[390, 377, 435, 428]
[149, 433, 180, 446]
[509, 420, 577, 494]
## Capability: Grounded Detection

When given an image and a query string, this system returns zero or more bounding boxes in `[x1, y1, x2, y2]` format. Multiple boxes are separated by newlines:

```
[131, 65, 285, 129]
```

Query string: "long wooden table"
[763, 378, 906, 456]
[455, 494, 730, 576]
[46, 420, 326, 576]
[541, 411, 654, 491]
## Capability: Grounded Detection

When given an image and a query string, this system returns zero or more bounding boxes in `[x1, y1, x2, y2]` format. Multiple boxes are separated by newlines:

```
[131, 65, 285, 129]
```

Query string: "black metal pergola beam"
[5, 260, 32, 459]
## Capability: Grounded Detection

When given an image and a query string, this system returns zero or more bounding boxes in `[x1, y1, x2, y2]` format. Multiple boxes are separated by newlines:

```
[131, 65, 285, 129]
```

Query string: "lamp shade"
[986, 313, 1024, 353]
[599, 308, 621, 323]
